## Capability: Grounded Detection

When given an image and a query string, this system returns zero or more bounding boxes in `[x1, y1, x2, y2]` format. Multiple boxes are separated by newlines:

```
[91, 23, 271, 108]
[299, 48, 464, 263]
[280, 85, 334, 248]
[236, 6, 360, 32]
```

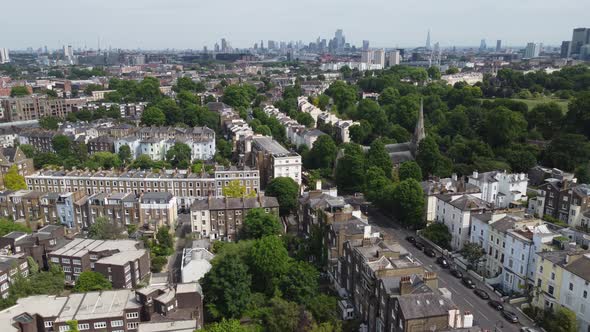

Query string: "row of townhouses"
[24, 165, 260, 209]
[297, 96, 358, 143]
[190, 195, 279, 242]
[114, 127, 216, 162]
[262, 105, 326, 149]
[297, 185, 474, 331]
[0, 190, 176, 232]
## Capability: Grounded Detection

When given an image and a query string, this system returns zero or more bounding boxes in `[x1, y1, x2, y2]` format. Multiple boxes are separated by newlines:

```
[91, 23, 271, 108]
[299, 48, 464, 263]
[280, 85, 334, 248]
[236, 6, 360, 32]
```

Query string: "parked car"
[405, 236, 416, 244]
[449, 268, 463, 278]
[414, 242, 424, 250]
[424, 248, 436, 257]
[436, 257, 449, 268]
[462, 277, 476, 289]
[488, 300, 503, 311]
[474, 288, 490, 300]
[502, 310, 519, 323]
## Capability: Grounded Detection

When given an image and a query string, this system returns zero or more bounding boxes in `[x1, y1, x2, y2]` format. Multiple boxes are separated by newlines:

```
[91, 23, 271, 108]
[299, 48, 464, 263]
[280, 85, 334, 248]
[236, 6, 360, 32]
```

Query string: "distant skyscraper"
[571, 28, 590, 56]
[221, 38, 228, 52]
[560, 41, 571, 58]
[362, 40, 370, 51]
[361, 50, 374, 64]
[0, 48, 9, 64]
[260, 40, 264, 50]
[214, 43, 220, 52]
[496, 40, 502, 52]
[479, 39, 487, 52]
[581, 44, 590, 60]
[387, 50, 401, 67]
[335, 29, 345, 51]
[426, 30, 431, 50]
[373, 49, 385, 67]
[524, 42, 540, 59]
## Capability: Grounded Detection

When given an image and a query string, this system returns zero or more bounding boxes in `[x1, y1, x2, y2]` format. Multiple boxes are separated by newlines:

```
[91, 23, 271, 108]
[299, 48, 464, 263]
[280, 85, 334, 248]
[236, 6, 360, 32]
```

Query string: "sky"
[1, 0, 589, 50]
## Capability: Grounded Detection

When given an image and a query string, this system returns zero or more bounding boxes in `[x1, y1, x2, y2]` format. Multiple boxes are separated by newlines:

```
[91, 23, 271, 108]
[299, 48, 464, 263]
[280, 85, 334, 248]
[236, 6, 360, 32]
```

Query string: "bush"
[151, 256, 167, 272]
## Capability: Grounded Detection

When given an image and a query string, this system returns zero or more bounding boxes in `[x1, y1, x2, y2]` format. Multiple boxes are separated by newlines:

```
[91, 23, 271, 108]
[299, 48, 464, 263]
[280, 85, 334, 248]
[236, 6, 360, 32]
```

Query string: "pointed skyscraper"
[411, 99, 426, 156]
[426, 29, 431, 50]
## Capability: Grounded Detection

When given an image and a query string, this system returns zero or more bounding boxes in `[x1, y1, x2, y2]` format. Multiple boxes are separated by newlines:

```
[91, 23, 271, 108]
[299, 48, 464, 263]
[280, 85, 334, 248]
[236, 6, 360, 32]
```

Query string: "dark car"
[405, 236, 416, 244]
[424, 248, 436, 257]
[501, 310, 519, 323]
[414, 242, 425, 250]
[488, 300, 504, 311]
[449, 268, 463, 278]
[474, 288, 490, 300]
[462, 277, 476, 289]
[436, 257, 450, 268]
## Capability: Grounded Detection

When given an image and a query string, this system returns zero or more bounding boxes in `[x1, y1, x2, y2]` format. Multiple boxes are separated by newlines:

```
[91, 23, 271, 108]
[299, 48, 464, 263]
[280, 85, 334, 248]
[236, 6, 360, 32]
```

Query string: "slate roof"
[397, 292, 454, 320]
[564, 254, 590, 281]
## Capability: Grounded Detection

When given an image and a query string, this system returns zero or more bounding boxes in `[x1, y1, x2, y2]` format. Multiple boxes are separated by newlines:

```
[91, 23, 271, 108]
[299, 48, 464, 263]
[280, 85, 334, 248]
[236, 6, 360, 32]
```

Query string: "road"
[165, 213, 191, 283]
[367, 208, 532, 332]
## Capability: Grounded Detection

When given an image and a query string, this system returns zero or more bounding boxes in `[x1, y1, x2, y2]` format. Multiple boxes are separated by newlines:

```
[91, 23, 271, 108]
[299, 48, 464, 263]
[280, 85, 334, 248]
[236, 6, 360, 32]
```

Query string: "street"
[367, 208, 532, 332]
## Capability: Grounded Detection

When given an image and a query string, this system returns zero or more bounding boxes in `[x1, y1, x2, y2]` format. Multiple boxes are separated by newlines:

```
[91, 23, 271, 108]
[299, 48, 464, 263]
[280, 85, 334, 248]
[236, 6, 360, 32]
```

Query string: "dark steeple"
[410, 99, 425, 156]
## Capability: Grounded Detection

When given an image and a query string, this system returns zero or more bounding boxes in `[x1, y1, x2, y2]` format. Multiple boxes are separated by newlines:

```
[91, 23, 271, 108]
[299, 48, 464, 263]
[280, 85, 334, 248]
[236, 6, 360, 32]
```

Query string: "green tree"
[202, 254, 252, 318]
[575, 164, 590, 184]
[73, 271, 112, 292]
[10, 86, 30, 97]
[421, 223, 452, 250]
[378, 87, 400, 106]
[392, 179, 425, 229]
[398, 161, 422, 182]
[279, 261, 319, 305]
[367, 139, 393, 178]
[141, 106, 166, 126]
[66, 320, 80, 332]
[296, 112, 315, 128]
[165, 142, 192, 168]
[325, 81, 357, 113]
[88, 217, 125, 240]
[460, 242, 485, 267]
[203, 319, 248, 332]
[52, 135, 72, 158]
[156, 226, 174, 252]
[118, 145, 132, 165]
[335, 144, 366, 193]
[265, 177, 299, 216]
[416, 136, 446, 178]
[544, 134, 590, 171]
[89, 152, 121, 169]
[223, 179, 256, 198]
[485, 106, 527, 147]
[222, 84, 257, 109]
[545, 307, 579, 332]
[307, 294, 338, 324]
[39, 116, 60, 130]
[151, 256, 167, 273]
[264, 297, 301, 332]
[18, 144, 35, 158]
[427, 66, 441, 80]
[305, 135, 337, 170]
[565, 91, 590, 138]
[249, 235, 291, 293]
[242, 208, 281, 239]
[3, 165, 27, 190]
[0, 218, 31, 237]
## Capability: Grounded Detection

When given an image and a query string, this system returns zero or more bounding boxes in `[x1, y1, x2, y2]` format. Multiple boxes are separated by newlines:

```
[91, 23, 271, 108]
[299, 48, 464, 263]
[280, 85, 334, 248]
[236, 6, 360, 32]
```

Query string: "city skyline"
[1, 0, 589, 50]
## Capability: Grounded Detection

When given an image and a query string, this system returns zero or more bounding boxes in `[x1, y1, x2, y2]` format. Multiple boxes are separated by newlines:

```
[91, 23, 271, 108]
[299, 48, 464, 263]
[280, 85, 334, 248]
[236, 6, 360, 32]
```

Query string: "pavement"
[164, 213, 191, 283]
[367, 208, 533, 332]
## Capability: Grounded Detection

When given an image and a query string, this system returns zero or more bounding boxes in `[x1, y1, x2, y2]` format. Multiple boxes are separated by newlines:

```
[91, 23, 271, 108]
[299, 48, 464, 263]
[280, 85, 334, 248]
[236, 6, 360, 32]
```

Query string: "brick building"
[48, 238, 149, 288]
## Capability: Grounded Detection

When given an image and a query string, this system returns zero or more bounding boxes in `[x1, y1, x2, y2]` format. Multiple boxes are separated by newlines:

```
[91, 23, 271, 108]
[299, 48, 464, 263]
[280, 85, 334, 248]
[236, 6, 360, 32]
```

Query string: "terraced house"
[25, 165, 260, 210]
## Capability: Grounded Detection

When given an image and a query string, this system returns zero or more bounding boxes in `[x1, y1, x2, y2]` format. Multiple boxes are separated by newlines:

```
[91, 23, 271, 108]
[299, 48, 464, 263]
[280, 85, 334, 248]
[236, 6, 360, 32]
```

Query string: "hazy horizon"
[1, 0, 589, 50]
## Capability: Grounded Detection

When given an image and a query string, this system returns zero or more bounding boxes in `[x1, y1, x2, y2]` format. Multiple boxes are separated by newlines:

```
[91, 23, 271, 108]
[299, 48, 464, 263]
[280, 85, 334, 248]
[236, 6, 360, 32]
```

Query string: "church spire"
[411, 99, 426, 156]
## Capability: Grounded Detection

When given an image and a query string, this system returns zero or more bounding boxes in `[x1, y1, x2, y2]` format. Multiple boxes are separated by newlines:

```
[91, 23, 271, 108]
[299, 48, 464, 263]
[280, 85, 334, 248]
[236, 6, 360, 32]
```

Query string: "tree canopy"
[265, 177, 299, 216]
